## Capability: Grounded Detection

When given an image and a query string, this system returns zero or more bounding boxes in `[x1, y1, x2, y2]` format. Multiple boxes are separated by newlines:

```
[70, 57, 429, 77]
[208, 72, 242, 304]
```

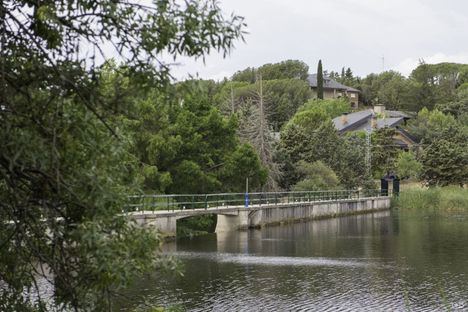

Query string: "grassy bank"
[392, 186, 468, 212]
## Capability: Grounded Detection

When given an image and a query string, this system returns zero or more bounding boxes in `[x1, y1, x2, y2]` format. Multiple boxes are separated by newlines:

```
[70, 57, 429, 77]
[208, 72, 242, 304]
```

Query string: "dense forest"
[116, 59, 467, 193]
[1, 0, 467, 310]
[91, 59, 468, 195]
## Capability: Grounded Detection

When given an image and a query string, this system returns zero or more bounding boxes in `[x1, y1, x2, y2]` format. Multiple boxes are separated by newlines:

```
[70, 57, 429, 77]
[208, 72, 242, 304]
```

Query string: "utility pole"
[365, 128, 372, 180]
[230, 84, 235, 115]
[382, 55, 385, 72]
[258, 74, 265, 156]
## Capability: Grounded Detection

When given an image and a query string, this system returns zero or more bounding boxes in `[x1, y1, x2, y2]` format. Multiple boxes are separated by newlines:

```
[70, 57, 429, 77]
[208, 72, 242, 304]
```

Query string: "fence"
[126, 189, 389, 213]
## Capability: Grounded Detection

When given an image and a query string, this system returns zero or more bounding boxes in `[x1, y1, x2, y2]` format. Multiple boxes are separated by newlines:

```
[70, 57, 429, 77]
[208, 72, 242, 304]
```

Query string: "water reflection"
[116, 210, 468, 311]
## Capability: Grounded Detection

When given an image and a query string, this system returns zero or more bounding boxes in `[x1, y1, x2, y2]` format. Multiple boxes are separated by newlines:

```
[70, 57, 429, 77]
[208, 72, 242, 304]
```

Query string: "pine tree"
[317, 60, 324, 100]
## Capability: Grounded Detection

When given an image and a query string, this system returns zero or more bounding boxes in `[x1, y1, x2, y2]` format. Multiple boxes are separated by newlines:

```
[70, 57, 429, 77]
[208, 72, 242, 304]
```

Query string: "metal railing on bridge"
[126, 189, 388, 213]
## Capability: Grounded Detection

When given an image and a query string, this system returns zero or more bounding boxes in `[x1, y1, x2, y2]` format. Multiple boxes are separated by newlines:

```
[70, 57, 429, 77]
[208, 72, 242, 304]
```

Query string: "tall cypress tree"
[317, 60, 324, 100]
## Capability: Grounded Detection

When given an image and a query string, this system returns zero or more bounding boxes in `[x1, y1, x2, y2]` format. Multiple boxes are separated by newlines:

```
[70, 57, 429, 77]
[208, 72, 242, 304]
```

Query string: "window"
[350, 93, 356, 98]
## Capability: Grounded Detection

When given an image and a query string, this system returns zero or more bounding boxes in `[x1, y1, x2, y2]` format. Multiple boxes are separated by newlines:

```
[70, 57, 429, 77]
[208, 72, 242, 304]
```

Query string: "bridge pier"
[133, 214, 178, 236]
[215, 210, 249, 232]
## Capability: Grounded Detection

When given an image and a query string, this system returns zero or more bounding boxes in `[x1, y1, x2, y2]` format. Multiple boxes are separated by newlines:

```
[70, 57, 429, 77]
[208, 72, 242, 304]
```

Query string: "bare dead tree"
[238, 74, 281, 191]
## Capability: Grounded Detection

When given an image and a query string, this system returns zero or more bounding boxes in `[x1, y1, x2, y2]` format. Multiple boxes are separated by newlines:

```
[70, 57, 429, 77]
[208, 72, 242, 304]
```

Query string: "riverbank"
[392, 186, 468, 211]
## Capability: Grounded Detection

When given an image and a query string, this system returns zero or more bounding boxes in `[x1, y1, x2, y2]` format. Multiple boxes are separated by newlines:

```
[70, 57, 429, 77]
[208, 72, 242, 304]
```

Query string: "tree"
[220, 144, 268, 192]
[262, 79, 312, 130]
[420, 136, 468, 186]
[371, 128, 400, 178]
[359, 71, 413, 109]
[216, 78, 312, 131]
[409, 62, 468, 110]
[405, 108, 459, 143]
[115, 77, 268, 195]
[338, 134, 369, 188]
[231, 60, 309, 82]
[298, 98, 351, 119]
[1, 0, 246, 310]
[278, 98, 371, 190]
[238, 75, 280, 190]
[231, 67, 257, 83]
[317, 60, 324, 100]
[396, 151, 422, 180]
[436, 86, 468, 119]
[292, 161, 340, 191]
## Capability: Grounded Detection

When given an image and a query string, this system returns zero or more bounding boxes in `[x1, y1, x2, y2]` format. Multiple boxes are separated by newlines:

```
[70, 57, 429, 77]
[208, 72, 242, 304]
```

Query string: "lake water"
[117, 210, 468, 311]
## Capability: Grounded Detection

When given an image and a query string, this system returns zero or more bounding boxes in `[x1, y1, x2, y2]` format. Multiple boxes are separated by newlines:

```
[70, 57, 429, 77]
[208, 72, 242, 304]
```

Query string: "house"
[308, 74, 360, 108]
[332, 105, 417, 150]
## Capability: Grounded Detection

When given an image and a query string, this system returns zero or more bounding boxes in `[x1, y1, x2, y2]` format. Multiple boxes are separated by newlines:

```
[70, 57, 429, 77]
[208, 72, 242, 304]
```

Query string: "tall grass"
[392, 186, 468, 212]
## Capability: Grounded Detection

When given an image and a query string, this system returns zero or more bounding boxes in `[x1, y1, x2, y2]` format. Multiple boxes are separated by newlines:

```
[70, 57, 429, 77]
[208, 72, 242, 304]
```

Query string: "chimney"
[341, 114, 348, 125]
[373, 104, 385, 115]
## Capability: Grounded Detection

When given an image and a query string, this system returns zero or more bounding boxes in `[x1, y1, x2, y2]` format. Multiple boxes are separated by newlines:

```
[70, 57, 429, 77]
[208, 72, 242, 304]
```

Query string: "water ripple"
[172, 251, 369, 268]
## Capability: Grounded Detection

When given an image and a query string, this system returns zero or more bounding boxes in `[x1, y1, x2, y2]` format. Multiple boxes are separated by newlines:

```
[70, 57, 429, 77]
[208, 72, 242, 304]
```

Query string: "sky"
[168, 0, 468, 81]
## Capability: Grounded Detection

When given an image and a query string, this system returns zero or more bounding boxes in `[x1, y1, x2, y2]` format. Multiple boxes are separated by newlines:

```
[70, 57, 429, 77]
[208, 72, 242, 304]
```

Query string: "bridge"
[126, 189, 391, 236]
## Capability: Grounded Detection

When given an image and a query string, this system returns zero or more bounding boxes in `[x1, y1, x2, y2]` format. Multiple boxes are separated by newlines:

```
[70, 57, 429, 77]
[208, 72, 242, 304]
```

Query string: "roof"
[308, 74, 360, 93]
[332, 109, 373, 132]
[385, 110, 410, 119]
[377, 118, 405, 128]
[332, 110, 405, 133]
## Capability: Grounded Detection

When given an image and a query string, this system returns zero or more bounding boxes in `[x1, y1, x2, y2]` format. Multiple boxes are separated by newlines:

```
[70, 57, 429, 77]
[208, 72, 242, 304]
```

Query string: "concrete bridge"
[127, 190, 391, 236]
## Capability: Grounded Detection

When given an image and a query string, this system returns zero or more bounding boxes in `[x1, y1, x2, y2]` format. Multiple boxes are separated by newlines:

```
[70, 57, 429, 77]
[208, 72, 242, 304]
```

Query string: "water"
[116, 210, 468, 311]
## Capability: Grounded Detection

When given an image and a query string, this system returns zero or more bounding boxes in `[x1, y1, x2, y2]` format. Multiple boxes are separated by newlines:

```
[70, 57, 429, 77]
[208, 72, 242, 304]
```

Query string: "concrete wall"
[245, 197, 390, 230]
[132, 197, 391, 237]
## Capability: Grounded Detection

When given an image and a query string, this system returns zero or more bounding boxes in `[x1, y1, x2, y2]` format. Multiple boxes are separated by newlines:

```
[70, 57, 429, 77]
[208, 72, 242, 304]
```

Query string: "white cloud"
[393, 53, 468, 77]
[157, 0, 468, 80]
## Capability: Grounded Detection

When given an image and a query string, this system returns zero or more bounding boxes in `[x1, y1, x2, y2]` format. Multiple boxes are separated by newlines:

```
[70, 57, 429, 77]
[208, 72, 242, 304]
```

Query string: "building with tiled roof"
[308, 74, 360, 108]
[332, 106, 417, 150]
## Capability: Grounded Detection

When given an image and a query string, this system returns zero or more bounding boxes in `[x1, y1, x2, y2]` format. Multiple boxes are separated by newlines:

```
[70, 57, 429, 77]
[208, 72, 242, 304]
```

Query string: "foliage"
[317, 60, 324, 100]
[396, 151, 422, 179]
[392, 187, 468, 212]
[215, 78, 311, 131]
[420, 132, 468, 187]
[1, 0, 246, 310]
[409, 62, 468, 110]
[263, 79, 312, 130]
[403, 106, 467, 187]
[359, 71, 413, 109]
[0, 97, 160, 311]
[219, 144, 268, 192]
[298, 98, 351, 119]
[406, 108, 460, 143]
[237, 77, 280, 190]
[231, 60, 309, 82]
[279, 114, 367, 189]
[436, 86, 468, 119]
[177, 215, 217, 237]
[371, 128, 400, 178]
[337, 134, 369, 188]
[120, 79, 268, 194]
[292, 161, 340, 191]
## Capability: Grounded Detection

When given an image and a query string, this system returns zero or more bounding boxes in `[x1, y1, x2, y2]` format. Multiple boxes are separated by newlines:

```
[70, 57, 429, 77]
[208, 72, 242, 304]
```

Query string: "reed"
[392, 186, 468, 211]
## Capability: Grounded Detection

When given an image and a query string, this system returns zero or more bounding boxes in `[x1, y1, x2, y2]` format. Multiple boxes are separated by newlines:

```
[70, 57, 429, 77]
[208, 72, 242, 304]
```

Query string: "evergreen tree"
[317, 60, 324, 100]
